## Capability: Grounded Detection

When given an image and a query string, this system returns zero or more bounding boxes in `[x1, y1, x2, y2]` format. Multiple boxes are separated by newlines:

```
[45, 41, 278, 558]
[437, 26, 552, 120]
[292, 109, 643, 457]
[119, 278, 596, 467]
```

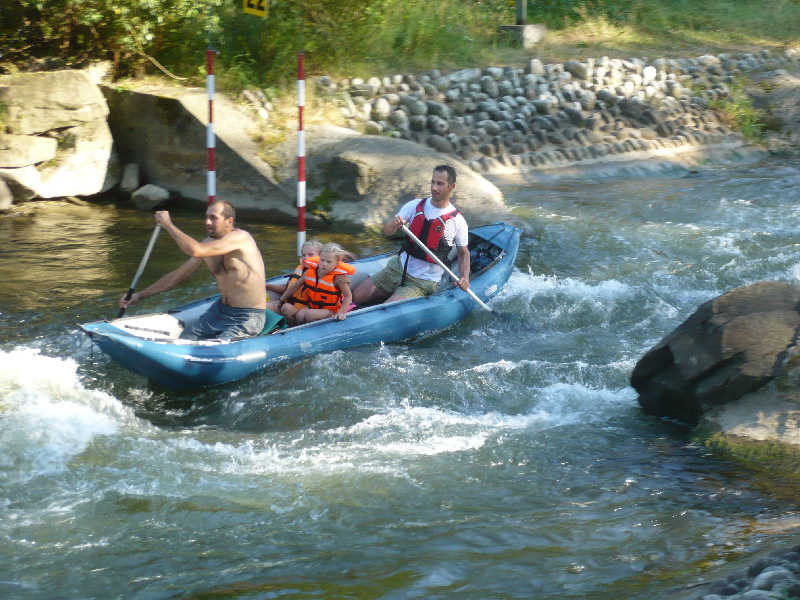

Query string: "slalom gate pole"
[297, 50, 306, 255]
[206, 34, 216, 205]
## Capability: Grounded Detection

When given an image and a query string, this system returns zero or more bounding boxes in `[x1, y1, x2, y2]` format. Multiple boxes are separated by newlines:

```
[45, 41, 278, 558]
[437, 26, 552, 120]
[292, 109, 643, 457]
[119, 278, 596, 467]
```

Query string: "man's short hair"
[433, 164, 457, 185]
[213, 200, 236, 223]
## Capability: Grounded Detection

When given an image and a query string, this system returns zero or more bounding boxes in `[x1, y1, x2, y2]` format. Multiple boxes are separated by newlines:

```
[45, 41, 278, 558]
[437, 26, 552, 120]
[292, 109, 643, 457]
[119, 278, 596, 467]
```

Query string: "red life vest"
[301, 256, 356, 312]
[404, 198, 460, 263]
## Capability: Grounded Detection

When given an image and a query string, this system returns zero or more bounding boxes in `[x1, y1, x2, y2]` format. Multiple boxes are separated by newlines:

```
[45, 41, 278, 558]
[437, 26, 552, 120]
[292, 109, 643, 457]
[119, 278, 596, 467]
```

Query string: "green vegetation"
[710, 79, 764, 143]
[530, 0, 800, 61]
[4, 0, 800, 91]
[695, 431, 800, 477]
[0, 0, 514, 89]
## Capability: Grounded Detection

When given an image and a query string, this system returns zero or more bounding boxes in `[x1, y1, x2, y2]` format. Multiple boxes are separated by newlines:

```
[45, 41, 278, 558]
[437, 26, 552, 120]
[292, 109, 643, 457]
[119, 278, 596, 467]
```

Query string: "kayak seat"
[259, 309, 287, 335]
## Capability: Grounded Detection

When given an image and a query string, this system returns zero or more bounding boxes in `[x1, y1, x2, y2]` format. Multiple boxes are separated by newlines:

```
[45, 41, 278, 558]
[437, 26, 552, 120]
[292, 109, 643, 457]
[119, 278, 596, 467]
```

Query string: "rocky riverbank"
[670, 534, 800, 600]
[307, 48, 800, 177]
[4, 47, 800, 227]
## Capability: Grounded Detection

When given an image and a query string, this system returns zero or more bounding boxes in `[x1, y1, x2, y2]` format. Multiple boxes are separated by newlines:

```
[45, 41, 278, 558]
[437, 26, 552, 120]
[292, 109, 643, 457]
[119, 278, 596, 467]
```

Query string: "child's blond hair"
[301, 239, 323, 255]
[320, 242, 355, 263]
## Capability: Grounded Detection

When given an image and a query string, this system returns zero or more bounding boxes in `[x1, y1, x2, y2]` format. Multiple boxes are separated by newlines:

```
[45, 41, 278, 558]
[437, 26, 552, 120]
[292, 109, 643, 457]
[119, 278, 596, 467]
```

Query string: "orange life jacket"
[285, 266, 309, 309]
[301, 256, 356, 312]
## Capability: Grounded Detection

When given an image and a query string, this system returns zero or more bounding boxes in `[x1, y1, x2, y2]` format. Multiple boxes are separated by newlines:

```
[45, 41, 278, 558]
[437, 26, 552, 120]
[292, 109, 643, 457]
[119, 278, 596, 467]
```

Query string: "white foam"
[0, 348, 148, 482]
[502, 269, 632, 302]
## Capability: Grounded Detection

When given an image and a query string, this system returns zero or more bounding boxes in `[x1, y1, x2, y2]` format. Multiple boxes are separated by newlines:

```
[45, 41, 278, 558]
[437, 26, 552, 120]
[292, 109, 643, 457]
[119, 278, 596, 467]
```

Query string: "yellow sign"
[243, 0, 267, 18]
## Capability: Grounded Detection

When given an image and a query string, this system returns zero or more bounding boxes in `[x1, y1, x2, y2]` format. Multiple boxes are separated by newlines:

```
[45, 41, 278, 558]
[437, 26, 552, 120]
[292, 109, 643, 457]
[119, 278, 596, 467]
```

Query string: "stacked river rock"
[689, 541, 800, 599]
[317, 49, 800, 172]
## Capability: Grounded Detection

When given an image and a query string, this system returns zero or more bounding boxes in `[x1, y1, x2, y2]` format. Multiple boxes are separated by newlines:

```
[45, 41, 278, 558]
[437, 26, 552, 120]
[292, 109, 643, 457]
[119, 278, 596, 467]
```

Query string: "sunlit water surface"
[4, 160, 800, 599]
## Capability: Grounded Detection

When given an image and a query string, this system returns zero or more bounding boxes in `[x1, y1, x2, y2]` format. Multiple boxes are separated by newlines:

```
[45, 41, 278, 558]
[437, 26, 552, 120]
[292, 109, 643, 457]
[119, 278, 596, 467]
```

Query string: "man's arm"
[334, 280, 353, 321]
[278, 276, 304, 306]
[119, 257, 203, 308]
[383, 200, 417, 236]
[383, 214, 406, 236]
[156, 211, 249, 258]
[456, 245, 470, 291]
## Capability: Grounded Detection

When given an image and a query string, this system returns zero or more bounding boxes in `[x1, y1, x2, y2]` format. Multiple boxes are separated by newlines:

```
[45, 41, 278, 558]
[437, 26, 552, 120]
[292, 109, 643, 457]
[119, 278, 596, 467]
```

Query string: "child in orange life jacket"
[278, 242, 355, 325]
[266, 239, 322, 315]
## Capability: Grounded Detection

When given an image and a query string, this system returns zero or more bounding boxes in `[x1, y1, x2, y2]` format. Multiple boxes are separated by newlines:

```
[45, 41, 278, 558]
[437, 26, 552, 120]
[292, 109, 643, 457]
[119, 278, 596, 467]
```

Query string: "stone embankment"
[313, 49, 800, 174]
[676, 540, 800, 600]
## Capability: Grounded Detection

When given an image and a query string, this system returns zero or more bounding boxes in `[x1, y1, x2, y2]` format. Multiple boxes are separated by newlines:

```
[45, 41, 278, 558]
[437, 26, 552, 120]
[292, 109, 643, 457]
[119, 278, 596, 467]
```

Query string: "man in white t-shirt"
[352, 164, 470, 305]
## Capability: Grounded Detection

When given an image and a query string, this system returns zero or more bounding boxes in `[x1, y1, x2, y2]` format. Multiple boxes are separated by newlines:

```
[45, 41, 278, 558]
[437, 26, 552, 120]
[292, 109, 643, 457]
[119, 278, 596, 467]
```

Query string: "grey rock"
[0, 177, 13, 211]
[477, 143, 495, 157]
[0, 133, 58, 168]
[409, 115, 428, 132]
[579, 92, 597, 111]
[498, 80, 515, 97]
[132, 184, 169, 211]
[632, 281, 800, 424]
[564, 60, 589, 80]
[563, 107, 585, 128]
[752, 566, 795, 590]
[371, 97, 392, 120]
[480, 76, 499, 97]
[426, 134, 454, 154]
[427, 115, 449, 135]
[120, 163, 140, 194]
[0, 70, 109, 135]
[388, 109, 410, 130]
[426, 101, 451, 120]
[348, 83, 375, 98]
[364, 121, 384, 134]
[476, 119, 503, 136]
[484, 67, 504, 81]
[597, 88, 616, 105]
[528, 59, 545, 76]
[406, 99, 428, 116]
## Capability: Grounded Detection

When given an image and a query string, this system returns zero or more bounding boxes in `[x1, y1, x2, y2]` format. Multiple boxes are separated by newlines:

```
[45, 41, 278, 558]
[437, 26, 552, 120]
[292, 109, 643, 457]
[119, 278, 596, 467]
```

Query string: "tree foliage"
[1, 0, 209, 71]
[0, 0, 513, 86]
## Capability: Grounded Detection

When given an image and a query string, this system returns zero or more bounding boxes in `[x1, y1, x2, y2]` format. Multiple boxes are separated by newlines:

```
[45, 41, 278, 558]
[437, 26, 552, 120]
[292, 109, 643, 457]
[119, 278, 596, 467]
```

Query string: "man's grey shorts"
[371, 255, 439, 300]
[181, 298, 266, 340]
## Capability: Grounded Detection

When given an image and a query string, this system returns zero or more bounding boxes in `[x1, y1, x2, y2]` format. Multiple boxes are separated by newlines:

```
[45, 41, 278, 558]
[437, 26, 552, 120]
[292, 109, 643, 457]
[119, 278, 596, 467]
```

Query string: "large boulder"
[103, 85, 291, 218]
[0, 70, 109, 135]
[631, 281, 800, 425]
[693, 364, 800, 473]
[0, 70, 119, 202]
[0, 178, 12, 211]
[0, 133, 57, 168]
[275, 125, 520, 230]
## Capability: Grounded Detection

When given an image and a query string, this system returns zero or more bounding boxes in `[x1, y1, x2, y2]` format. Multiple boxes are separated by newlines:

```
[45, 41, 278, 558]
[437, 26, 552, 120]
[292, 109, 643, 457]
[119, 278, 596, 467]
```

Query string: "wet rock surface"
[669, 539, 800, 599]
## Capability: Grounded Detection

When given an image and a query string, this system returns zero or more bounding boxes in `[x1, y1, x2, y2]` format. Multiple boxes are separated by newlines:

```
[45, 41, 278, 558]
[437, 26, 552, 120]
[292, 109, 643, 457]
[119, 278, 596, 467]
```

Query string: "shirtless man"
[119, 200, 267, 340]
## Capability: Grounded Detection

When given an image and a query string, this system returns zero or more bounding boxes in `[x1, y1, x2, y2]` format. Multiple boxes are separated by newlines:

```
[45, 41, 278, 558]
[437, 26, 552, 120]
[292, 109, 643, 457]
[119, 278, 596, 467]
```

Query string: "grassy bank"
[530, 0, 800, 64]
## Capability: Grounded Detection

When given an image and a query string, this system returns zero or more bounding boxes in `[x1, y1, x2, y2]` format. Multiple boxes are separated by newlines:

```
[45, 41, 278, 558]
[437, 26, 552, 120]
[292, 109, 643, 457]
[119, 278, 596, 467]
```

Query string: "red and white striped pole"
[206, 46, 216, 205]
[297, 50, 306, 255]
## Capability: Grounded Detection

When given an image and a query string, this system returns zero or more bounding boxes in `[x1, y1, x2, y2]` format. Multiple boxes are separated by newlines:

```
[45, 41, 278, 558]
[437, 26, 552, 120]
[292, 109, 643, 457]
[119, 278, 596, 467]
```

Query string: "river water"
[3, 158, 800, 599]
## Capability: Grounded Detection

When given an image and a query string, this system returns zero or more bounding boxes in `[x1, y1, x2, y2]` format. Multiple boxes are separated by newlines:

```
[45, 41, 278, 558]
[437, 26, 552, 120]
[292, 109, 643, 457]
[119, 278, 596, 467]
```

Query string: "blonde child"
[266, 239, 323, 315]
[278, 242, 356, 325]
